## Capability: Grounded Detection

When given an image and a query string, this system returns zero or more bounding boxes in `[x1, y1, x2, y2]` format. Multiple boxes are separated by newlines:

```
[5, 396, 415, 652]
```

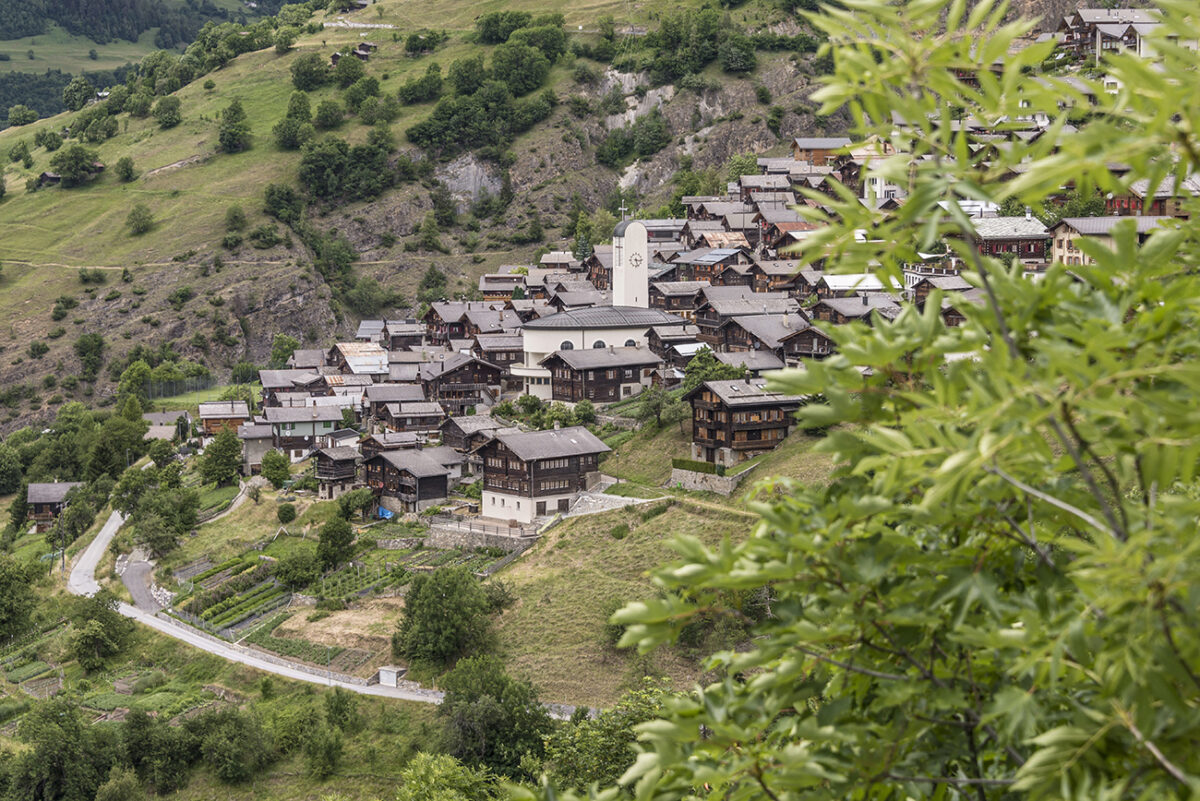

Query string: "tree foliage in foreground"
[523, 2, 1200, 800]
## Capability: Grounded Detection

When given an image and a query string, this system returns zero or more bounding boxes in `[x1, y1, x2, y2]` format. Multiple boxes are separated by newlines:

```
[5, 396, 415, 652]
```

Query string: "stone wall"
[669, 467, 749, 496]
[376, 538, 424, 550]
[427, 527, 536, 553]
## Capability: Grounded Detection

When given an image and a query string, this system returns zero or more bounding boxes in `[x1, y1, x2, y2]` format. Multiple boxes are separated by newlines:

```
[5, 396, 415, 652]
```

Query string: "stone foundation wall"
[669, 467, 747, 496]
[427, 527, 535, 552]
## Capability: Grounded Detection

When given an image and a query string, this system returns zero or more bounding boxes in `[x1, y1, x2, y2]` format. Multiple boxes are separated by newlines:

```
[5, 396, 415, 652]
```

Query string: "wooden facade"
[480, 438, 601, 514]
[685, 379, 802, 467]
[315, 447, 360, 500]
[364, 451, 449, 513]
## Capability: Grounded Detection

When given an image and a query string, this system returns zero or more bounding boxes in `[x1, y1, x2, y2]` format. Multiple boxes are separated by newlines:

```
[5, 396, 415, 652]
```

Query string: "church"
[512, 221, 689, 401]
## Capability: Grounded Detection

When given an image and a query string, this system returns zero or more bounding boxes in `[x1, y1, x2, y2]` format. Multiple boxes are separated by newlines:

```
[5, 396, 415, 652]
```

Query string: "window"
[625, 339, 636, 347]
[560, 341, 574, 350]
[593, 340, 607, 349]
[623, 369, 633, 379]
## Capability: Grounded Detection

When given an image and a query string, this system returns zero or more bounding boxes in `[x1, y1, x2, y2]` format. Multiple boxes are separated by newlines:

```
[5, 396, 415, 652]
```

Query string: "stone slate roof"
[143, 411, 190, 426]
[522, 306, 686, 330]
[377, 450, 451, 478]
[721, 313, 819, 349]
[28, 482, 82, 504]
[491, 426, 611, 461]
[364, 384, 427, 403]
[651, 280, 710, 297]
[198, 401, 251, 418]
[971, 216, 1049, 240]
[442, 415, 505, 435]
[684, 377, 805, 407]
[792, 136, 852, 149]
[263, 406, 343, 423]
[317, 447, 360, 462]
[1051, 216, 1175, 236]
[714, 350, 786, 372]
[815, 295, 903, 320]
[541, 346, 663, 371]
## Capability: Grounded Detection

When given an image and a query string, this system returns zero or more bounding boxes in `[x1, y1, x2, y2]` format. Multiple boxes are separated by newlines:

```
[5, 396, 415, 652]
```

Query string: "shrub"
[609, 523, 629, 540]
[126, 204, 153, 235]
[277, 503, 296, 524]
[115, 156, 135, 182]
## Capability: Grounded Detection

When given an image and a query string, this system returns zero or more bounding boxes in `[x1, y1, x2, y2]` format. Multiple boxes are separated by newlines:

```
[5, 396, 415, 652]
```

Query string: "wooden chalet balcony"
[317, 465, 357, 481]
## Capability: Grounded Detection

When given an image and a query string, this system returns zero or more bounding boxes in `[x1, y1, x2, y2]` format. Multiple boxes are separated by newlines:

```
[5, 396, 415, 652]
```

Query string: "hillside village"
[0, 1, 1198, 799]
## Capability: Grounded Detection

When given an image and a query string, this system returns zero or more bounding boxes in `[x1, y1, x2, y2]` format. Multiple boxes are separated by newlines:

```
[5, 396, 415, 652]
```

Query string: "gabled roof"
[1050, 216, 1175, 236]
[971, 216, 1049, 240]
[386, 401, 446, 417]
[522, 306, 686, 330]
[364, 431, 420, 448]
[700, 294, 800, 317]
[488, 426, 611, 461]
[651, 280, 710, 297]
[143, 410, 190, 426]
[720, 313, 820, 349]
[356, 320, 385, 339]
[317, 447, 360, 462]
[683, 377, 805, 407]
[263, 406, 343, 423]
[27, 482, 83, 504]
[238, 423, 274, 440]
[287, 349, 326, 369]
[651, 323, 701, 341]
[714, 350, 785, 372]
[913, 275, 974, 291]
[198, 401, 251, 419]
[419, 353, 500, 382]
[441, 414, 506, 435]
[816, 274, 903, 292]
[331, 342, 389, 374]
[541, 346, 663, 371]
[474, 333, 524, 350]
[376, 449, 451, 478]
[364, 384, 427, 403]
[420, 445, 466, 467]
[814, 295, 903, 320]
[792, 136, 853, 150]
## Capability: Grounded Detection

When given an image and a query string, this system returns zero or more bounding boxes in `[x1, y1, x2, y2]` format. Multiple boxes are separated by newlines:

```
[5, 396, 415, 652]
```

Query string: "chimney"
[553, 420, 561, 430]
[862, 294, 869, 306]
[1025, 206, 1032, 220]
[609, 345, 614, 353]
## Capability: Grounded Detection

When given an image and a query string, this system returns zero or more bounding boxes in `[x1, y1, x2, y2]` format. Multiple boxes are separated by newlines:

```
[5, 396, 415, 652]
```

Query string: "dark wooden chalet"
[419, 354, 503, 415]
[440, 414, 506, 452]
[472, 334, 524, 376]
[380, 402, 445, 434]
[422, 301, 502, 344]
[790, 137, 852, 166]
[197, 401, 251, 436]
[384, 320, 426, 350]
[362, 384, 427, 421]
[315, 447, 360, 500]
[360, 431, 420, 461]
[970, 216, 1050, 263]
[684, 378, 804, 467]
[478, 427, 610, 522]
[695, 289, 800, 343]
[810, 295, 903, 327]
[365, 451, 450, 513]
[910, 275, 974, 309]
[27, 482, 83, 533]
[649, 281, 709, 322]
[716, 313, 835, 363]
[647, 324, 702, 360]
[540, 347, 663, 404]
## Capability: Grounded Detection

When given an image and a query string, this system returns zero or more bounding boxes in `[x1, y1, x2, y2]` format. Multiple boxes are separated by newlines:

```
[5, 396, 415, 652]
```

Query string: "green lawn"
[0, 26, 162, 75]
[197, 483, 239, 514]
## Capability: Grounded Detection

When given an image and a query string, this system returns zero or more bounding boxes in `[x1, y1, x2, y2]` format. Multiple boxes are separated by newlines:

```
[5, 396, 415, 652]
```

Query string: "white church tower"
[612, 220, 649, 308]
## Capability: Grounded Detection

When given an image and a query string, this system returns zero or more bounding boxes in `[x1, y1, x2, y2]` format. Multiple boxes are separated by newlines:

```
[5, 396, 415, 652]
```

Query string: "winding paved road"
[68, 511, 446, 705]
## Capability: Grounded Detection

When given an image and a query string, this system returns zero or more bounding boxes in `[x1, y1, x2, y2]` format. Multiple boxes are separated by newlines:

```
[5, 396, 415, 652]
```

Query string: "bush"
[115, 156, 135, 182]
[314, 99, 344, 129]
[153, 96, 182, 129]
[609, 523, 629, 540]
[277, 503, 296, 524]
[126, 204, 154, 235]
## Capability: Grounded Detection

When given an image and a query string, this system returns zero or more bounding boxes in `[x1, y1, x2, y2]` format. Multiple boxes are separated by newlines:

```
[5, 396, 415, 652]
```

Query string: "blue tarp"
[377, 507, 394, 520]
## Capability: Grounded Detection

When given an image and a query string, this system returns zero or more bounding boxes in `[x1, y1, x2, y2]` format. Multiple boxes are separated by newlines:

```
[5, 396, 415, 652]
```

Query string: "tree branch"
[796, 646, 910, 681]
[1159, 609, 1200, 693]
[1120, 714, 1189, 785]
[984, 463, 1114, 537]
[882, 774, 1014, 787]
[1046, 413, 1127, 542]
[998, 512, 1056, 568]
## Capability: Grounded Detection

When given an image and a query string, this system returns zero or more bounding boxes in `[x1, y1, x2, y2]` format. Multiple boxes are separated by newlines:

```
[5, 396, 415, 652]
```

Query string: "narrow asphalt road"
[121, 560, 161, 613]
[68, 511, 445, 706]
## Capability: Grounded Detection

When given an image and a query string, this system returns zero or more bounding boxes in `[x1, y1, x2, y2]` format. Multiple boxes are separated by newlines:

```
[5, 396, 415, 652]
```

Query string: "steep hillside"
[0, 0, 837, 430]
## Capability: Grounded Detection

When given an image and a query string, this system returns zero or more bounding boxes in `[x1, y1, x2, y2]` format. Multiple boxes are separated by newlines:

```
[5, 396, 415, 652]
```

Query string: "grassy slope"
[493, 500, 752, 707]
[0, 0, 777, 265]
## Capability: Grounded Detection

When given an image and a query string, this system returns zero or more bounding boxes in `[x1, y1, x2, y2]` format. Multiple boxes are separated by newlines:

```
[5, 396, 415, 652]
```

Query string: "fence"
[475, 538, 536, 577]
[427, 514, 538, 538]
[144, 375, 218, 401]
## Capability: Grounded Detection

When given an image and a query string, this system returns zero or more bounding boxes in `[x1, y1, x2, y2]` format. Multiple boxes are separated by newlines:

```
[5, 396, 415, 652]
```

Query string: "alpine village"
[0, 0, 1196, 799]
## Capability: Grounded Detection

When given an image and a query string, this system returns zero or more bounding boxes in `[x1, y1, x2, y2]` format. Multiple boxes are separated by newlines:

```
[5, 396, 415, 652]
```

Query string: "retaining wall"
[669, 467, 749, 496]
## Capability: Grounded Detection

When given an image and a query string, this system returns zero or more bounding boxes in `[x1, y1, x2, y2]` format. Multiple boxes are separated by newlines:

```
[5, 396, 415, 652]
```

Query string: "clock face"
[629, 253, 644, 269]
